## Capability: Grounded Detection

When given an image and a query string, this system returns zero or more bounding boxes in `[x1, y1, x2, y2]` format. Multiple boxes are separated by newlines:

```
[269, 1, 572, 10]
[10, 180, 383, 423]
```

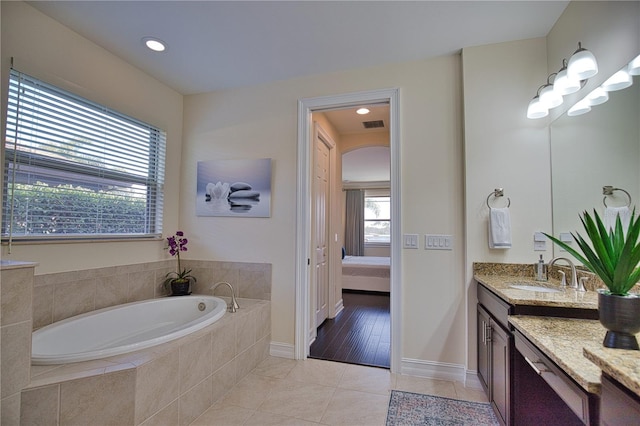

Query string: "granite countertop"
[475, 274, 599, 310]
[584, 344, 640, 398]
[509, 315, 605, 394]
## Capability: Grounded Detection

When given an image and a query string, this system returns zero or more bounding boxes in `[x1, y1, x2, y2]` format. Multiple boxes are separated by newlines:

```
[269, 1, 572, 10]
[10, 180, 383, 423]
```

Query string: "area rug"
[386, 390, 499, 426]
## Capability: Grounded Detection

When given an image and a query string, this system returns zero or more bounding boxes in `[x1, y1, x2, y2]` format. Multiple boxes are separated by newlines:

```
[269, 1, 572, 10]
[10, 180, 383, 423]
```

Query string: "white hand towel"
[604, 206, 631, 232]
[489, 207, 512, 249]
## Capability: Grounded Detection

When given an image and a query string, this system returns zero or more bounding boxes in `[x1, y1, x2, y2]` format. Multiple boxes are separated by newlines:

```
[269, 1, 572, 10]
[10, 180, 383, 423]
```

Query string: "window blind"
[2, 69, 166, 242]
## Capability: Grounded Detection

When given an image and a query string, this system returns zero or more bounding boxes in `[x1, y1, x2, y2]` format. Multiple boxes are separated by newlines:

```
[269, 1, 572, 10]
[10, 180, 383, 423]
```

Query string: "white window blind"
[2, 69, 166, 241]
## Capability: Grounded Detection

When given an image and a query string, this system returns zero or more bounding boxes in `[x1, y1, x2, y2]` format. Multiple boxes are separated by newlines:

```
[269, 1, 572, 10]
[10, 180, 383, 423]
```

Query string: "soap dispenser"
[536, 255, 547, 281]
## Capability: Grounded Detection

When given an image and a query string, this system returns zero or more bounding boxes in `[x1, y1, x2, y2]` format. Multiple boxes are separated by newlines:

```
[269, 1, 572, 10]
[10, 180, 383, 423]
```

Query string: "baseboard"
[400, 358, 466, 383]
[269, 341, 295, 359]
[464, 369, 483, 389]
[333, 298, 344, 317]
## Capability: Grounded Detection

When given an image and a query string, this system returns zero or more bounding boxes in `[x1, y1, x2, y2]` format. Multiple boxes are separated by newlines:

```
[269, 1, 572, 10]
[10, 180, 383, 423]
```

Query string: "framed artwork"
[196, 158, 272, 217]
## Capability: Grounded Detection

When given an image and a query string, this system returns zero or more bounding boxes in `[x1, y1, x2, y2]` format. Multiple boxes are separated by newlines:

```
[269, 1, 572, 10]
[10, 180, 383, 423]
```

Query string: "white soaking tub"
[32, 295, 227, 365]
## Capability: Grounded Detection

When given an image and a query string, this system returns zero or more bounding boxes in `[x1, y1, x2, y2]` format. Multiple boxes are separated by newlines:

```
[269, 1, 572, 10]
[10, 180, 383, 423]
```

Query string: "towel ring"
[602, 186, 632, 208]
[486, 188, 511, 209]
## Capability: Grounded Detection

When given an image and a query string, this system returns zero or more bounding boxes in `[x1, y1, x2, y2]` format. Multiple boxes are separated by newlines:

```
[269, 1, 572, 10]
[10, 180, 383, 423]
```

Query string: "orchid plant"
[163, 231, 196, 288]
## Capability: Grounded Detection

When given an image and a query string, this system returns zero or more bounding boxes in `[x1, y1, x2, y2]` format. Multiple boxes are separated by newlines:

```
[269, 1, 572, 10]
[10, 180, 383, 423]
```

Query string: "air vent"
[362, 120, 384, 129]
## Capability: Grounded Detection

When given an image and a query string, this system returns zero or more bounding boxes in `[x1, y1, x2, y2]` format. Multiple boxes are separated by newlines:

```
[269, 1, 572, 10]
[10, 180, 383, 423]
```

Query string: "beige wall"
[183, 55, 466, 362]
[462, 1, 640, 371]
[0, 1, 184, 273]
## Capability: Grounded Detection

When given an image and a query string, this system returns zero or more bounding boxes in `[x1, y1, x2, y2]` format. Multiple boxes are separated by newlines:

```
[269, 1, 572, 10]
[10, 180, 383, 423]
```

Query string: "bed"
[341, 255, 390, 292]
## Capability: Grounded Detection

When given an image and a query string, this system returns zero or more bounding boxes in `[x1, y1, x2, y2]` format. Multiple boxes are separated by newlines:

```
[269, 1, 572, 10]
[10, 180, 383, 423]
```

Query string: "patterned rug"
[386, 390, 499, 426]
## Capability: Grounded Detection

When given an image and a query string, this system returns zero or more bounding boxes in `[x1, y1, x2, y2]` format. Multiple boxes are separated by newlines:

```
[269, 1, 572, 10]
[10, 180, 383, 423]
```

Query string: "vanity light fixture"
[586, 87, 609, 106]
[553, 59, 581, 95]
[567, 42, 598, 80]
[526, 94, 548, 119]
[539, 82, 563, 109]
[602, 68, 633, 92]
[627, 54, 640, 76]
[356, 107, 370, 115]
[567, 98, 591, 117]
[142, 37, 167, 52]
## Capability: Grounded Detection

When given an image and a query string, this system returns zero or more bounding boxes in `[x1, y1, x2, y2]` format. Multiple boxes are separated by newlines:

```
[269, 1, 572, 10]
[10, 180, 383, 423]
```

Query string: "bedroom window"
[364, 191, 390, 244]
[2, 69, 166, 242]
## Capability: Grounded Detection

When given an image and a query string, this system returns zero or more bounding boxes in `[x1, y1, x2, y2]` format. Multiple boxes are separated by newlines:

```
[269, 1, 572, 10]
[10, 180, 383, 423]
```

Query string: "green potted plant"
[163, 231, 196, 296]
[545, 209, 640, 350]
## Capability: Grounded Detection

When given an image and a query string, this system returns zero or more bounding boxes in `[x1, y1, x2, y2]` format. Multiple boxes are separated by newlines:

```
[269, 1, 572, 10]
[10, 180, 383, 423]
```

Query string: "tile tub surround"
[21, 298, 270, 426]
[32, 260, 271, 330]
[1, 261, 37, 426]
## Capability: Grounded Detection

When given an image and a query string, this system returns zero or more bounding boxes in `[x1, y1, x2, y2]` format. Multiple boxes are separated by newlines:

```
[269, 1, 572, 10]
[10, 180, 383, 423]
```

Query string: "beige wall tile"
[1, 322, 31, 398]
[235, 309, 256, 354]
[235, 345, 259, 382]
[52, 279, 96, 322]
[238, 264, 271, 300]
[1, 268, 33, 326]
[179, 376, 212, 426]
[32, 284, 54, 330]
[257, 302, 271, 340]
[95, 275, 129, 310]
[179, 332, 212, 394]
[138, 399, 178, 426]
[60, 370, 135, 425]
[211, 359, 237, 404]
[128, 270, 156, 302]
[210, 318, 236, 372]
[1, 392, 21, 426]
[20, 384, 59, 425]
[135, 349, 180, 424]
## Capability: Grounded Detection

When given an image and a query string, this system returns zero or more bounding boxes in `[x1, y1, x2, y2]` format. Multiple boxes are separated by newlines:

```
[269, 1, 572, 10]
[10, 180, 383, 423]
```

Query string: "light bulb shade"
[567, 99, 591, 116]
[539, 84, 563, 109]
[586, 87, 609, 106]
[568, 44, 598, 80]
[527, 96, 548, 119]
[628, 54, 640, 76]
[553, 68, 581, 95]
[602, 69, 633, 91]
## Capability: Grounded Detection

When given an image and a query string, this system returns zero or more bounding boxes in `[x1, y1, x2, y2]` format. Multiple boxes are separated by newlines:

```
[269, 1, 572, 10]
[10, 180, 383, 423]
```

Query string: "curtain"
[344, 189, 364, 256]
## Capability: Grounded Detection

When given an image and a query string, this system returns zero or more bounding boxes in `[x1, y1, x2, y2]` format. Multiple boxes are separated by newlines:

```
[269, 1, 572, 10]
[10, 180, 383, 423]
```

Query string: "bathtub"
[32, 295, 227, 365]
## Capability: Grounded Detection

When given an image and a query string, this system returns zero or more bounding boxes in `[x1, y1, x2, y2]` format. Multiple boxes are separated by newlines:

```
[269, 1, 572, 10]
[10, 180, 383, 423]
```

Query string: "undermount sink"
[509, 284, 562, 293]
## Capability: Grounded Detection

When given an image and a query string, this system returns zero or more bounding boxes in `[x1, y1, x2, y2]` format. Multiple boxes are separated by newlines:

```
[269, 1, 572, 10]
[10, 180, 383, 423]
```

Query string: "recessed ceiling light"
[356, 108, 370, 115]
[142, 37, 167, 52]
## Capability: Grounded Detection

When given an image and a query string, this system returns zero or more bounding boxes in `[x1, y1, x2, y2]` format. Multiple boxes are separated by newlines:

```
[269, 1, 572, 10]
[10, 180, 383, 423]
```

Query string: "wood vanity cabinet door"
[477, 305, 491, 392]
[491, 320, 511, 426]
[601, 375, 640, 425]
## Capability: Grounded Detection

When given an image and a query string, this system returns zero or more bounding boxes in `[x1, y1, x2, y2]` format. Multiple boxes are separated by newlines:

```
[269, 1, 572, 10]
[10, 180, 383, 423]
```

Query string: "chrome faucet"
[547, 257, 585, 291]
[211, 281, 239, 312]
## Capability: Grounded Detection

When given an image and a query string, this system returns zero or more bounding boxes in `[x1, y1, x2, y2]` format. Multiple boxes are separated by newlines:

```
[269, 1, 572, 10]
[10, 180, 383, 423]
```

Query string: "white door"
[314, 126, 331, 327]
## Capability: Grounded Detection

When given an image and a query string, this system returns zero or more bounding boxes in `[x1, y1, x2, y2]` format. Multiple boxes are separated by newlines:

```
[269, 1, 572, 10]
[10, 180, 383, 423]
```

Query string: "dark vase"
[598, 289, 640, 350]
[170, 279, 191, 296]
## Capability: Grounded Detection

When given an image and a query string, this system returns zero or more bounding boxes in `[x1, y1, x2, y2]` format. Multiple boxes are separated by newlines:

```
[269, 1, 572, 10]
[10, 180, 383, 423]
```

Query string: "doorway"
[294, 88, 401, 373]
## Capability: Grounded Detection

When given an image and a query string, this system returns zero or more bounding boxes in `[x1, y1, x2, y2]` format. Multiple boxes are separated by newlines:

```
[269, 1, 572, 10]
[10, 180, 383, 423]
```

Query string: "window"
[364, 190, 390, 244]
[2, 69, 166, 241]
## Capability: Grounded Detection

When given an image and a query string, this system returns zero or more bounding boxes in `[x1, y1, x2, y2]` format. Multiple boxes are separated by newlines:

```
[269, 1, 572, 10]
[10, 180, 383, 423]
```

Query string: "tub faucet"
[547, 257, 584, 291]
[211, 281, 239, 312]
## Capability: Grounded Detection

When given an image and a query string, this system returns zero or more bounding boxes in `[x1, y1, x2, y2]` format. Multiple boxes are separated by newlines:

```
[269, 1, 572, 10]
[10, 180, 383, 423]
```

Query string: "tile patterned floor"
[190, 357, 489, 426]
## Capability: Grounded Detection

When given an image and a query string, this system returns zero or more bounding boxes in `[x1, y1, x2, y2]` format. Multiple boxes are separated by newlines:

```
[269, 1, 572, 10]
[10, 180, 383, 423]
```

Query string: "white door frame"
[295, 88, 401, 372]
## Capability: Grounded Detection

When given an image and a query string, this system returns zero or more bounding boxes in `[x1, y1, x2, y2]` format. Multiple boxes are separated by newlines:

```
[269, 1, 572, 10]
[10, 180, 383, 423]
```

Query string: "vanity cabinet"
[477, 285, 512, 425]
[600, 374, 640, 425]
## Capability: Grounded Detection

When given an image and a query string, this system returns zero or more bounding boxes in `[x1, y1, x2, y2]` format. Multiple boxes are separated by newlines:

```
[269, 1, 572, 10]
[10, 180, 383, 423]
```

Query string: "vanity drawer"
[478, 283, 511, 329]
[514, 330, 592, 424]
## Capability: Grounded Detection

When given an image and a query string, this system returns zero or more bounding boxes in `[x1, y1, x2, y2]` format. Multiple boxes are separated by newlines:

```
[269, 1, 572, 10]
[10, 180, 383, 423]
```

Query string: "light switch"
[558, 233, 573, 252]
[403, 234, 419, 249]
[425, 234, 453, 250]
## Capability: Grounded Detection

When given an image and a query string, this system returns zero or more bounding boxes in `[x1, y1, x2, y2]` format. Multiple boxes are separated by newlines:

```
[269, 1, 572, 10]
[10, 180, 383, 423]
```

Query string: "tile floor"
[189, 356, 489, 426]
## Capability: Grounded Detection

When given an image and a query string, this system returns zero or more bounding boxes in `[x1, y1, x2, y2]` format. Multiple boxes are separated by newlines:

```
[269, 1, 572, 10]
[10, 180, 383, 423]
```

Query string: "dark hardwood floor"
[309, 290, 390, 369]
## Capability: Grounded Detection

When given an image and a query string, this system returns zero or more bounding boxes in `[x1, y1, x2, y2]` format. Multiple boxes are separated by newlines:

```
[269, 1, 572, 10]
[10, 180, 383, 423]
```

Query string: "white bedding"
[342, 256, 390, 292]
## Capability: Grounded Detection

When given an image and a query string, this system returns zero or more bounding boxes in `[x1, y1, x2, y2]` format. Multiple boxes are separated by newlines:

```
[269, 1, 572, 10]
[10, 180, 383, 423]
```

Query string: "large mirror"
[551, 54, 640, 257]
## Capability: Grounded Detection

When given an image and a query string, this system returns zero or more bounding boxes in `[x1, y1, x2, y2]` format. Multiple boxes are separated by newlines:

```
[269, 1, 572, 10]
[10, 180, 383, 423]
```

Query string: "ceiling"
[27, 1, 569, 95]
